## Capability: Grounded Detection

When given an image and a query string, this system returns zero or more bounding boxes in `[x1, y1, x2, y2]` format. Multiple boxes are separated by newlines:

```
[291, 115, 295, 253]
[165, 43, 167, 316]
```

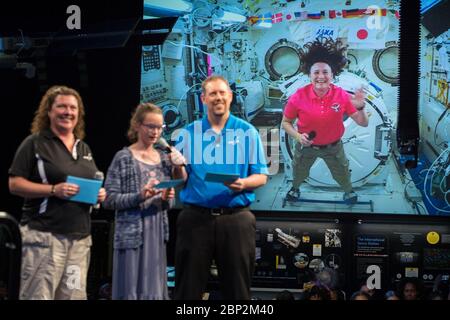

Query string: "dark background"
[1, 2, 144, 298]
[0, 1, 143, 220]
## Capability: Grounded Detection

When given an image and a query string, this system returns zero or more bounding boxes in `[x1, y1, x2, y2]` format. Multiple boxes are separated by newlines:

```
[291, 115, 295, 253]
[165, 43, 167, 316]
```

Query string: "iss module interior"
[141, 0, 448, 215]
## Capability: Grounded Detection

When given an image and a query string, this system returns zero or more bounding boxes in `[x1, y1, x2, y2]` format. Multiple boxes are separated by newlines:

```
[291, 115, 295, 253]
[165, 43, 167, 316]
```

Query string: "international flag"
[342, 9, 366, 18]
[272, 12, 283, 23]
[258, 12, 273, 23]
[307, 11, 325, 19]
[284, 11, 294, 21]
[295, 11, 308, 20]
[347, 19, 385, 49]
[336, 10, 343, 18]
[284, 11, 307, 21]
[254, 12, 273, 28]
[329, 10, 347, 19]
[364, 8, 387, 16]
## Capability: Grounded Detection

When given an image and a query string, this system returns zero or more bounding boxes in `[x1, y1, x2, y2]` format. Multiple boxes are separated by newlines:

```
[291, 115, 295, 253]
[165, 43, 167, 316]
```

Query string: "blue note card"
[204, 172, 240, 183]
[66, 176, 102, 205]
[154, 179, 185, 189]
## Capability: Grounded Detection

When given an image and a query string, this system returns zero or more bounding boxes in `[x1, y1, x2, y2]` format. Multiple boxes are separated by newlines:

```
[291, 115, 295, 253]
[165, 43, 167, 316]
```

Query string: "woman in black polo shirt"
[8, 85, 106, 300]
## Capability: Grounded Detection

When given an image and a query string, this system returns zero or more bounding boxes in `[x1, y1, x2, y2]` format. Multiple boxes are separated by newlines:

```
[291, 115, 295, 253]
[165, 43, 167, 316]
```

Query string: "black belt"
[309, 140, 340, 150]
[185, 204, 249, 216]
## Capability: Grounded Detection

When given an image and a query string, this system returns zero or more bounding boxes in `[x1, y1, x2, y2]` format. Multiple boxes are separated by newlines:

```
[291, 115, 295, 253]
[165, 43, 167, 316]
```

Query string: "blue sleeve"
[248, 126, 269, 175]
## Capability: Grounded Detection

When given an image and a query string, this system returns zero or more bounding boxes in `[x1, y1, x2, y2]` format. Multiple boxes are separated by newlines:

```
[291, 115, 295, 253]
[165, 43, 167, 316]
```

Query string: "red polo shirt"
[284, 84, 357, 145]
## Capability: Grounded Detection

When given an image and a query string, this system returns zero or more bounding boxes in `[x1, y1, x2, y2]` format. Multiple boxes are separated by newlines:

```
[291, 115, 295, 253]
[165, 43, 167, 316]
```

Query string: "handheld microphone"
[156, 137, 187, 167]
[93, 171, 104, 209]
[94, 171, 104, 181]
[156, 137, 172, 154]
[299, 131, 316, 149]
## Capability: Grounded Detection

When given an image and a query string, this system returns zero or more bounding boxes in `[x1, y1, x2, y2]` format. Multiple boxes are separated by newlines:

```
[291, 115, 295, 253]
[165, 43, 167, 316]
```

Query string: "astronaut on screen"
[281, 38, 369, 204]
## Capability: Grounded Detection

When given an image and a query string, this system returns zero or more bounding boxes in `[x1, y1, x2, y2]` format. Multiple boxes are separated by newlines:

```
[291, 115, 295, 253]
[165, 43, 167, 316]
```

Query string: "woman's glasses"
[141, 123, 166, 131]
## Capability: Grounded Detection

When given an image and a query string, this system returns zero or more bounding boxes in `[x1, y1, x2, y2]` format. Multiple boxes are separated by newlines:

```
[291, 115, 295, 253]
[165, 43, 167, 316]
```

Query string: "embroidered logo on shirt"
[83, 153, 93, 161]
[331, 103, 340, 112]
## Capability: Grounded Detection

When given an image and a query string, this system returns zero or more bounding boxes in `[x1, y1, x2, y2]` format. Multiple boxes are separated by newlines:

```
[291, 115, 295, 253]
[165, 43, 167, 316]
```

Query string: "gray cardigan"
[103, 147, 173, 249]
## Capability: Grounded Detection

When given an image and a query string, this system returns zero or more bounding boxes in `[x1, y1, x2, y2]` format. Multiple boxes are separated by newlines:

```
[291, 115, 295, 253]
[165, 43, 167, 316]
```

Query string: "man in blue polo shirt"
[174, 75, 268, 300]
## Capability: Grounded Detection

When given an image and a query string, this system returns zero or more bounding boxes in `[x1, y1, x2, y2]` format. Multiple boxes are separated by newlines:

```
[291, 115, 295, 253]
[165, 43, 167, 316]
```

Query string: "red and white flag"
[272, 12, 283, 23]
[284, 11, 295, 22]
[347, 19, 385, 49]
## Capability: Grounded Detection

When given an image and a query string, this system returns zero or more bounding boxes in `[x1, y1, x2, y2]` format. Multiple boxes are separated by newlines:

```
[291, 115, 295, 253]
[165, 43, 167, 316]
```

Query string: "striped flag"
[307, 11, 325, 19]
[295, 11, 308, 21]
[284, 11, 308, 21]
[342, 9, 366, 18]
[364, 8, 387, 16]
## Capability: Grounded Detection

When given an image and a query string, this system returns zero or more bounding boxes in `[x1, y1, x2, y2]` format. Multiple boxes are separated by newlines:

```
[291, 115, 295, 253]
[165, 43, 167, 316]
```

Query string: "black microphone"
[156, 137, 172, 154]
[308, 131, 316, 140]
[156, 137, 187, 167]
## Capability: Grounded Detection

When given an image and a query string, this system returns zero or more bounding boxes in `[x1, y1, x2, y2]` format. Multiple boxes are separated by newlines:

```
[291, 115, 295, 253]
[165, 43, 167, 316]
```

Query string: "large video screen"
[417, 0, 450, 216]
[140, 0, 448, 216]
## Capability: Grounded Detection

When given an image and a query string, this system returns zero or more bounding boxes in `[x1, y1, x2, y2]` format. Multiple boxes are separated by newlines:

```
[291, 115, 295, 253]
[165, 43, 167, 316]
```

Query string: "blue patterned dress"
[104, 147, 173, 300]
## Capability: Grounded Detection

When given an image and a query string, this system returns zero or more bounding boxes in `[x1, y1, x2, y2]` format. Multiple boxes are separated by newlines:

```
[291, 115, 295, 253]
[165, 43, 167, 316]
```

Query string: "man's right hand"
[297, 132, 313, 147]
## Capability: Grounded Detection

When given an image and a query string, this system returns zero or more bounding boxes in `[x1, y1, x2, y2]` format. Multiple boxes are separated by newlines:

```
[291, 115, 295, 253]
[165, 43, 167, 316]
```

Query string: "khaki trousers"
[292, 140, 353, 192]
[19, 224, 92, 300]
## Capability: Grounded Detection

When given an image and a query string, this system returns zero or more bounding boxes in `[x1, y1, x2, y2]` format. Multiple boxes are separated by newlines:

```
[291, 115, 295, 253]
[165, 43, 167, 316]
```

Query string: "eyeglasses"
[141, 123, 166, 131]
